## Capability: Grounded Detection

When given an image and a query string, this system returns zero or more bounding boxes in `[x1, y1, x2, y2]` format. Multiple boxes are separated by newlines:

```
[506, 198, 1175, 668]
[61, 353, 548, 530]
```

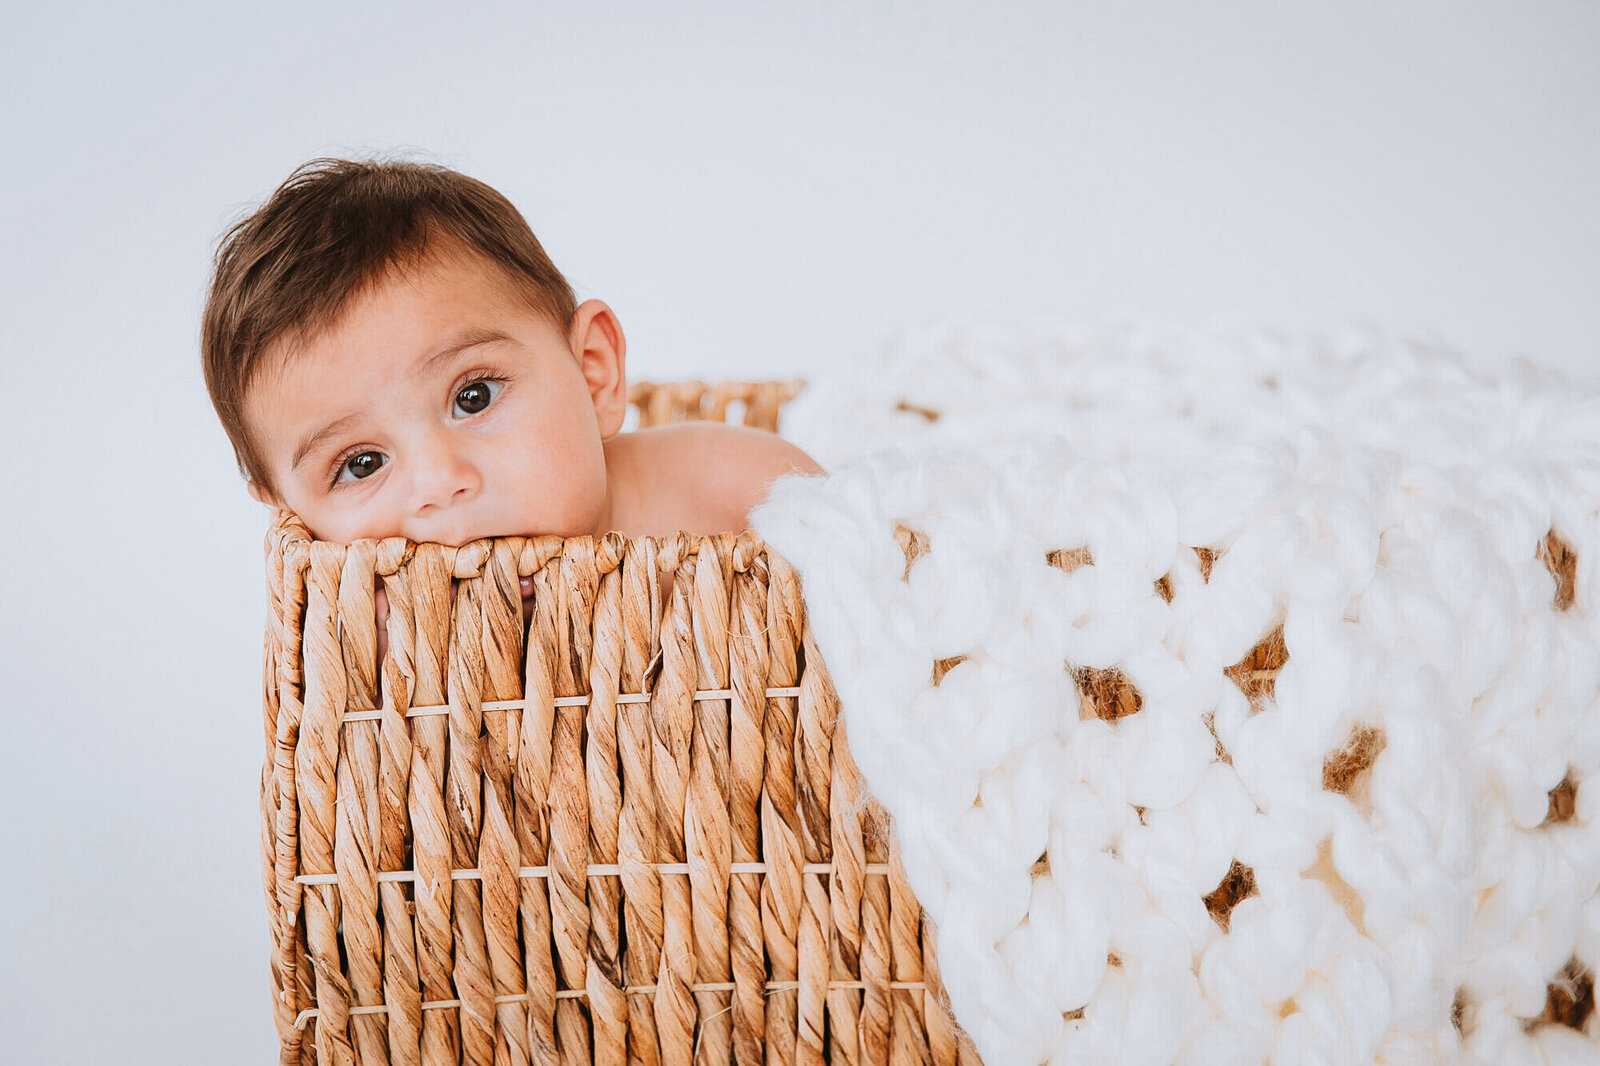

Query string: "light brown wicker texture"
[261, 381, 977, 1066]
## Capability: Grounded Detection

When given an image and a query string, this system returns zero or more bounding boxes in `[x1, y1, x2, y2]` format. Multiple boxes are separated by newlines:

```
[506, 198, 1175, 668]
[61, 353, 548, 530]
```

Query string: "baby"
[203, 158, 821, 566]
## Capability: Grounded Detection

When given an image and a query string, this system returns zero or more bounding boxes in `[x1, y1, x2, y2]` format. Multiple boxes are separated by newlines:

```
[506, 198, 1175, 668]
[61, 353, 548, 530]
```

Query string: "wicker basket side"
[260, 381, 974, 1065]
[263, 521, 971, 1066]
[628, 380, 803, 433]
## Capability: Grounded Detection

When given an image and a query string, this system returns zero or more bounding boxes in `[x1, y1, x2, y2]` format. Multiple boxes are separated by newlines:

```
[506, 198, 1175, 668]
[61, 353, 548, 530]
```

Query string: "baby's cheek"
[510, 448, 609, 536]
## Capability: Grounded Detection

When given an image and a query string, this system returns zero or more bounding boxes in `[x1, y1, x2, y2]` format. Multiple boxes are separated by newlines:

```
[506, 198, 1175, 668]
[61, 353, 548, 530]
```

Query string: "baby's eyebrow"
[413, 328, 514, 381]
[291, 413, 360, 472]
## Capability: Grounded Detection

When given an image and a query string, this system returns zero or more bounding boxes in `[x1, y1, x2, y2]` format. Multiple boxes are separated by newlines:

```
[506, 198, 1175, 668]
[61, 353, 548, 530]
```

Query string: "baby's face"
[245, 246, 623, 545]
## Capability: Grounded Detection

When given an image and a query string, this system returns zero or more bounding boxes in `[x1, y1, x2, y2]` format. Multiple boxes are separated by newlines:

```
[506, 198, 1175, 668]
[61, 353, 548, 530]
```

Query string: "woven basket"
[260, 381, 978, 1066]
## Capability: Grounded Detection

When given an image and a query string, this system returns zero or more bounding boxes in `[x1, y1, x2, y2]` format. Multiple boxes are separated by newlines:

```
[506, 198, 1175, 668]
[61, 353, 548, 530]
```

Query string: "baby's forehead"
[259, 246, 544, 371]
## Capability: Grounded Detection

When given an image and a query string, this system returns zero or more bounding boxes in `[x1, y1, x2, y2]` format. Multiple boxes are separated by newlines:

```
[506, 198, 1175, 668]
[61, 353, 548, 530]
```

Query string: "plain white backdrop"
[1, 2, 1596, 1060]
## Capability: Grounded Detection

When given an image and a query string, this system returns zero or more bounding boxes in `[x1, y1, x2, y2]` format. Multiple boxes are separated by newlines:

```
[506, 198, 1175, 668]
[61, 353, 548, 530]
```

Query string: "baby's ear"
[571, 299, 628, 438]
[245, 477, 278, 507]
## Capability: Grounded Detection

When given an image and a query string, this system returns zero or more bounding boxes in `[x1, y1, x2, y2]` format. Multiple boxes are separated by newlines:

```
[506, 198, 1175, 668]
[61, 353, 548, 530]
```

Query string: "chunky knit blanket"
[751, 326, 1600, 1066]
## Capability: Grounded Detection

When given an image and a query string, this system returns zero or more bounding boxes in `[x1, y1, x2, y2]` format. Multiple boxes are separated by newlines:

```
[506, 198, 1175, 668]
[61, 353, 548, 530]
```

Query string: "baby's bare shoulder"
[614, 423, 823, 534]
[648, 421, 822, 473]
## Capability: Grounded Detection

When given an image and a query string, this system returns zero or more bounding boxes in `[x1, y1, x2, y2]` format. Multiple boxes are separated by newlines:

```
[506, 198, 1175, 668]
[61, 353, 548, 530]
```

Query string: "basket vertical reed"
[260, 381, 977, 1066]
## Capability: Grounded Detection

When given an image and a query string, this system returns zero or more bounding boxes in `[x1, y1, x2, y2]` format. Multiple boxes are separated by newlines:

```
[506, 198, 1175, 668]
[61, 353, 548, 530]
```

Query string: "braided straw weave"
[260, 381, 977, 1066]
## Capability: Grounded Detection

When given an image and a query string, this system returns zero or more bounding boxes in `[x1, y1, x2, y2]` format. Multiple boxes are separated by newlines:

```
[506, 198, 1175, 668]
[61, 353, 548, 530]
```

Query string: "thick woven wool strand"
[753, 326, 1600, 1065]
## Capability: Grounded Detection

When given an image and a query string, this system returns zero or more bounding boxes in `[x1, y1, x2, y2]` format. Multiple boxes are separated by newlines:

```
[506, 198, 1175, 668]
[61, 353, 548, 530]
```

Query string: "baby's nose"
[409, 441, 481, 516]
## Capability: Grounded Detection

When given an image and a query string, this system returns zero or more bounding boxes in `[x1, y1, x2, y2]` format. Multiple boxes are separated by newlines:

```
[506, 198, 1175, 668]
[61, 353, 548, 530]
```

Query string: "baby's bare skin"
[245, 241, 819, 547]
[234, 240, 821, 657]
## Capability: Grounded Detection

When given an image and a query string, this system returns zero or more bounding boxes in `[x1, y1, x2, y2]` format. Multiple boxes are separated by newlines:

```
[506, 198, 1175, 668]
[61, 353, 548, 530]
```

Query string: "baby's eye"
[337, 451, 387, 484]
[453, 379, 501, 417]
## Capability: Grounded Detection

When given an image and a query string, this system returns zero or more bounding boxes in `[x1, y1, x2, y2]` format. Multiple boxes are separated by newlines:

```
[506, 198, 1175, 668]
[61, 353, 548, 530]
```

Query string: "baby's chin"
[299, 505, 605, 551]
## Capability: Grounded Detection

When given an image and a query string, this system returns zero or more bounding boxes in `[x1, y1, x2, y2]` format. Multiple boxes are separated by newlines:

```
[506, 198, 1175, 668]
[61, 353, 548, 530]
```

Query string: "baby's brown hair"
[202, 157, 578, 493]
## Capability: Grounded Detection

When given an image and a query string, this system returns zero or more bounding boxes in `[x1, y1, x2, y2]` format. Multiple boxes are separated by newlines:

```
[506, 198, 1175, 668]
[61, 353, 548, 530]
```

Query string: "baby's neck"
[597, 430, 710, 540]
[595, 435, 635, 537]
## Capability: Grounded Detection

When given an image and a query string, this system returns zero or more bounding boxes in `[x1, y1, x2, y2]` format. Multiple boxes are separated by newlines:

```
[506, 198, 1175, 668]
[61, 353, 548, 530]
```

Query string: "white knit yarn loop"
[753, 325, 1600, 1066]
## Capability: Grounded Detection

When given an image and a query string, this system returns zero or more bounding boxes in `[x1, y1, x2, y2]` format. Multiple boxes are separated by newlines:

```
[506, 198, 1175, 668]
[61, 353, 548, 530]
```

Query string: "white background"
[1, 2, 1596, 1060]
